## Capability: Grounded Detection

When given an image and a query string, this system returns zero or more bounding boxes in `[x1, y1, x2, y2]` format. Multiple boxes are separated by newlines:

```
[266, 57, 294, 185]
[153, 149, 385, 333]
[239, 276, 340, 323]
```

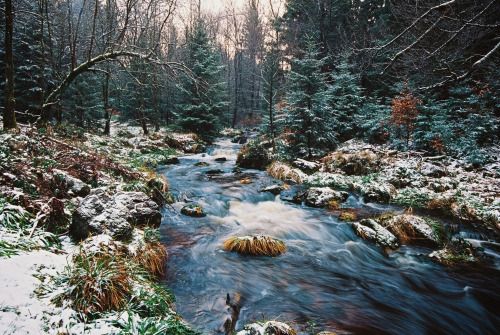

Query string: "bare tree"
[37, 0, 179, 126]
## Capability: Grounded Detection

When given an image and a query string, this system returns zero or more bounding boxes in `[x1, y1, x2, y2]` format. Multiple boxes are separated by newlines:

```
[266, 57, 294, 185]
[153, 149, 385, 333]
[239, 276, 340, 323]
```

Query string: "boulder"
[162, 156, 180, 165]
[292, 158, 320, 172]
[70, 189, 161, 241]
[280, 189, 304, 204]
[232, 135, 247, 144]
[206, 169, 224, 175]
[53, 169, 91, 197]
[195, 162, 209, 167]
[215, 157, 227, 162]
[237, 321, 297, 335]
[260, 184, 287, 195]
[385, 215, 440, 246]
[181, 203, 206, 217]
[359, 182, 395, 203]
[305, 187, 348, 208]
[419, 162, 446, 178]
[352, 219, 399, 249]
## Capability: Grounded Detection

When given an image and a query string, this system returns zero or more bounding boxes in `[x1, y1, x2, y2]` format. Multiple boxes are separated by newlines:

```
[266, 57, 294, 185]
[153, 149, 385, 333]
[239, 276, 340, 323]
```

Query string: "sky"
[178, 0, 284, 16]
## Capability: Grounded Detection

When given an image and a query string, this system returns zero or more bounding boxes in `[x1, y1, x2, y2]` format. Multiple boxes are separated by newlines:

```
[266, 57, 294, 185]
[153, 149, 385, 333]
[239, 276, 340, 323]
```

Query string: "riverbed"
[160, 138, 500, 334]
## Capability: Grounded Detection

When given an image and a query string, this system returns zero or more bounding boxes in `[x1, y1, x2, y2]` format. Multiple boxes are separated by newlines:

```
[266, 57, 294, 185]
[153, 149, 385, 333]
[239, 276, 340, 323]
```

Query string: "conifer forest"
[0, 1, 499, 334]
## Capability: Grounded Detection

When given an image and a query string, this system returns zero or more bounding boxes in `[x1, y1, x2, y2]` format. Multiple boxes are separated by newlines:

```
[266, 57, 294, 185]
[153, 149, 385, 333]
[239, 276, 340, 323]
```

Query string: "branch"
[42, 50, 153, 109]
[419, 40, 500, 90]
[373, 0, 456, 52]
[382, 16, 444, 74]
[427, 0, 497, 60]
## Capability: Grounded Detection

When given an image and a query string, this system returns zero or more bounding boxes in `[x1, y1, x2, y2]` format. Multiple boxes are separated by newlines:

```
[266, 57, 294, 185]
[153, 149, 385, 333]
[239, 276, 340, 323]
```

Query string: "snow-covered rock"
[53, 168, 91, 197]
[305, 187, 348, 208]
[260, 184, 288, 195]
[292, 158, 320, 172]
[419, 162, 447, 178]
[70, 189, 161, 241]
[386, 215, 440, 246]
[237, 321, 297, 335]
[358, 181, 396, 203]
[352, 219, 400, 249]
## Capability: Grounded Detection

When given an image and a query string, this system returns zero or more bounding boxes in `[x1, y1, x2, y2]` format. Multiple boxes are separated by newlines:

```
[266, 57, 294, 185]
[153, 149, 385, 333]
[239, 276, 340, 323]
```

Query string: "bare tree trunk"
[38, 0, 46, 115]
[153, 83, 160, 132]
[103, 69, 111, 135]
[138, 86, 149, 135]
[3, 0, 17, 131]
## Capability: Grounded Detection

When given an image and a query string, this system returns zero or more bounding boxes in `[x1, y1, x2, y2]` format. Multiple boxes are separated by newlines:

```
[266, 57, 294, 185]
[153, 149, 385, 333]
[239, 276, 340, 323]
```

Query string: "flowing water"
[159, 138, 500, 335]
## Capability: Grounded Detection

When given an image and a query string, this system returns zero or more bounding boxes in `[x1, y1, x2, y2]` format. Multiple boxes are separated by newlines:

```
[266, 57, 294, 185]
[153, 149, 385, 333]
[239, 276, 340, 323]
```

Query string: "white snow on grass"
[0, 250, 67, 334]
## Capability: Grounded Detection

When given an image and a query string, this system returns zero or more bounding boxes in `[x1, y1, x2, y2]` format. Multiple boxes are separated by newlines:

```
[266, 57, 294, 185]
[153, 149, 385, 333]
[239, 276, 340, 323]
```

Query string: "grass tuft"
[267, 161, 305, 183]
[133, 242, 168, 276]
[338, 212, 357, 222]
[52, 248, 132, 316]
[223, 235, 287, 257]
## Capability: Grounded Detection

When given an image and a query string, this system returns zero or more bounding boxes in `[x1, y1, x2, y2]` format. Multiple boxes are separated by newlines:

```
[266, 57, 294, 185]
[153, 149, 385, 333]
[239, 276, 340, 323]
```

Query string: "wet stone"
[181, 203, 206, 217]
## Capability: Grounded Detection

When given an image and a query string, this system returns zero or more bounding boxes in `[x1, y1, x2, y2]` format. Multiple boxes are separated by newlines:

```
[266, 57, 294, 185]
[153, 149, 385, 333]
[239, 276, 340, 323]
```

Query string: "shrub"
[223, 235, 287, 257]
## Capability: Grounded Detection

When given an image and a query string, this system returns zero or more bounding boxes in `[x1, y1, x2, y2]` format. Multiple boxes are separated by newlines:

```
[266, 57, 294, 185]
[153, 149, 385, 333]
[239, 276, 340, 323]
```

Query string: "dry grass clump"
[267, 161, 305, 183]
[338, 212, 357, 222]
[385, 216, 418, 245]
[327, 200, 340, 209]
[223, 235, 287, 257]
[322, 151, 381, 176]
[133, 242, 168, 276]
[52, 249, 132, 316]
[146, 172, 169, 192]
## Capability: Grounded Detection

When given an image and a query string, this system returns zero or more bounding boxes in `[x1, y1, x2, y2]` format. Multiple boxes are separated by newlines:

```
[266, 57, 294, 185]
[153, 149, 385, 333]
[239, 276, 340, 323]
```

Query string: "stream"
[159, 138, 500, 335]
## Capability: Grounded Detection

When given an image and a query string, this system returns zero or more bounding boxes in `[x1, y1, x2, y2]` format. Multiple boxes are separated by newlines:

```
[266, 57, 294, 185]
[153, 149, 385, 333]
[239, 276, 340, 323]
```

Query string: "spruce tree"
[178, 18, 227, 139]
[277, 38, 335, 159]
[329, 54, 365, 142]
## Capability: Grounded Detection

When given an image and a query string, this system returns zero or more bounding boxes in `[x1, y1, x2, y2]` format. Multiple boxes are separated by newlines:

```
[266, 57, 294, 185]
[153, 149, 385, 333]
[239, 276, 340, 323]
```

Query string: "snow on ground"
[0, 250, 67, 334]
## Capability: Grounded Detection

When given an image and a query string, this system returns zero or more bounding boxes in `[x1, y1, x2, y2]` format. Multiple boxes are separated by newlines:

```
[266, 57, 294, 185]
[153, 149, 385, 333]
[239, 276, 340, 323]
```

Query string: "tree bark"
[3, 0, 17, 131]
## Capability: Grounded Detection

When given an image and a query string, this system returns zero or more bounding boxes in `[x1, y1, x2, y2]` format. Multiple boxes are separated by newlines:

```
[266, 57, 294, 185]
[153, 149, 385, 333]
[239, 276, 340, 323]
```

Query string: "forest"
[1, 0, 498, 160]
[1, 0, 500, 334]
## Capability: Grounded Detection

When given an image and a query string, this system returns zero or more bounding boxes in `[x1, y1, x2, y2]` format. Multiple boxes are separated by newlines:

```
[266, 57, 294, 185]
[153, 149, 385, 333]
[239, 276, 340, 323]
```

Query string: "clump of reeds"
[52, 248, 132, 316]
[267, 161, 304, 183]
[223, 235, 287, 257]
[338, 212, 357, 222]
[133, 241, 168, 276]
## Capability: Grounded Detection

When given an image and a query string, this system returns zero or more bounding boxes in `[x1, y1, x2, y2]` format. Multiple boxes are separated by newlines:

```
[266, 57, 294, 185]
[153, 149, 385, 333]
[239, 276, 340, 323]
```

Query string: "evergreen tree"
[277, 38, 335, 159]
[178, 18, 227, 139]
[329, 54, 365, 141]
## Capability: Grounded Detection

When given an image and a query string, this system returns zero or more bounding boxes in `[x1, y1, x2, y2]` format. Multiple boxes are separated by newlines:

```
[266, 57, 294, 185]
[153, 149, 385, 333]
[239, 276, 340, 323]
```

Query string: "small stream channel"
[159, 138, 500, 334]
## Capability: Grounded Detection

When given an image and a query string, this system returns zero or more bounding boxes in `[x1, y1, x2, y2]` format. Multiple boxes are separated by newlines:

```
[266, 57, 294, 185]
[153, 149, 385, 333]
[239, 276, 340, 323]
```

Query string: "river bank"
[1, 124, 499, 334]
[0, 122, 204, 334]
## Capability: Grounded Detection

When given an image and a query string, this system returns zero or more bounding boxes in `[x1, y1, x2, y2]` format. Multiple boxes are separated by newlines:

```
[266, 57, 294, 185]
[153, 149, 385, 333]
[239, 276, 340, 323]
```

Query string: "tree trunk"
[3, 0, 17, 131]
[138, 86, 149, 135]
[103, 69, 111, 135]
[153, 84, 160, 132]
